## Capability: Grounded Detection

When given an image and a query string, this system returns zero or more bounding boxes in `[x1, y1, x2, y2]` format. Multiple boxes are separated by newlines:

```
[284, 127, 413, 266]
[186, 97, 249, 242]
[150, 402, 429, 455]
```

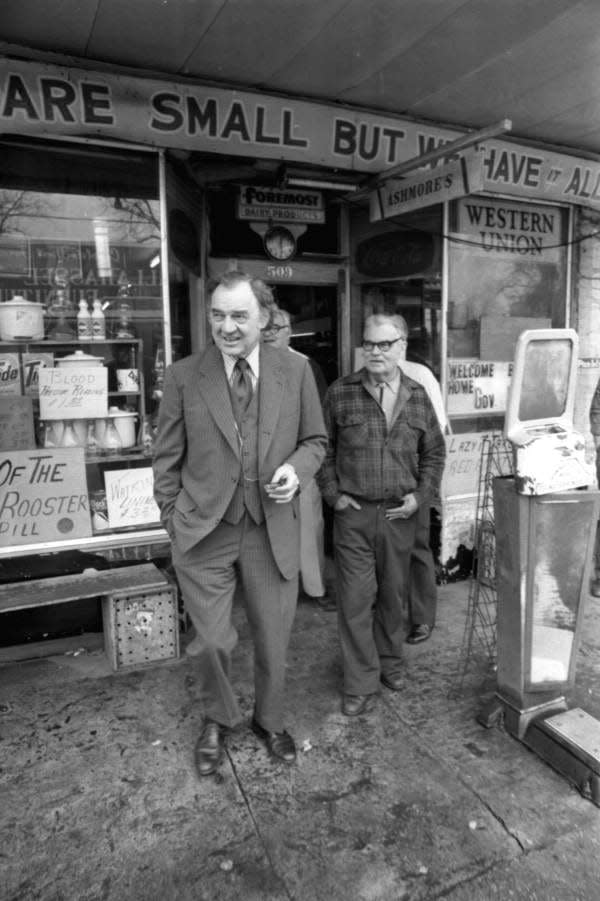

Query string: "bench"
[0, 562, 180, 669]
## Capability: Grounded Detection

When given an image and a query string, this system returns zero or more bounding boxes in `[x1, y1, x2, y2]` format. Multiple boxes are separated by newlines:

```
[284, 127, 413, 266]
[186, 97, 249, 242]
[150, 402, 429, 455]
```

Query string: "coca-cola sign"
[355, 230, 435, 278]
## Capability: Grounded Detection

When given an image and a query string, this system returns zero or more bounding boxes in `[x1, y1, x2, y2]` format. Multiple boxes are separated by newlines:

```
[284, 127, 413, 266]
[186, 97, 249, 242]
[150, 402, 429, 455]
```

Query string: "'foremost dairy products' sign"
[237, 185, 325, 223]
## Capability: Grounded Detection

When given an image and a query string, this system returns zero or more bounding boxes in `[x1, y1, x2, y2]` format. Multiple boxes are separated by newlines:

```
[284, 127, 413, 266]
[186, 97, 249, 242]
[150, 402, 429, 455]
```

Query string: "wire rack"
[450, 433, 514, 696]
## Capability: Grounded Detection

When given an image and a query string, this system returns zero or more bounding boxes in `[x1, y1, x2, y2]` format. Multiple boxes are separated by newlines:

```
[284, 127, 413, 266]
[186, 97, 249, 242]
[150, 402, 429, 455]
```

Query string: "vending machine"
[483, 328, 600, 805]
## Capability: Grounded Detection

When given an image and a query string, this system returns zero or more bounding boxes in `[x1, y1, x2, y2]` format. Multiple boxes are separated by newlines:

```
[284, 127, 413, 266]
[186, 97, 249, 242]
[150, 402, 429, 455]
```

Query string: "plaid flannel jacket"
[317, 368, 446, 508]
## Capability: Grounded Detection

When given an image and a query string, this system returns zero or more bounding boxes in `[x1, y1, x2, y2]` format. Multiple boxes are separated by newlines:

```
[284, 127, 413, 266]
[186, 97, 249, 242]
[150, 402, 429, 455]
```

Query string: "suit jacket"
[152, 342, 327, 579]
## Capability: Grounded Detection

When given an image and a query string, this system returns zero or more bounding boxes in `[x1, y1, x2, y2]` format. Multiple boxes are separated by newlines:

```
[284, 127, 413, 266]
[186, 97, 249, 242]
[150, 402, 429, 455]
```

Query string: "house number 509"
[266, 265, 293, 279]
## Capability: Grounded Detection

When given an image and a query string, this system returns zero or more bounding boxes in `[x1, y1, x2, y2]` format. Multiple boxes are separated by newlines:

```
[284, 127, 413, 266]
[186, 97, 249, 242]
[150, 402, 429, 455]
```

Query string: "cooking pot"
[57, 350, 105, 367]
[0, 297, 44, 341]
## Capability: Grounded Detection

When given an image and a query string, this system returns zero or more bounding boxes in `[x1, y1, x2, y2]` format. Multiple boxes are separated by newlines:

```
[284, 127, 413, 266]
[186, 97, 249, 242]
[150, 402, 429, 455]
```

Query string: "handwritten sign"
[0, 448, 91, 546]
[447, 359, 512, 417]
[0, 396, 35, 451]
[441, 431, 498, 499]
[104, 467, 161, 528]
[38, 366, 108, 419]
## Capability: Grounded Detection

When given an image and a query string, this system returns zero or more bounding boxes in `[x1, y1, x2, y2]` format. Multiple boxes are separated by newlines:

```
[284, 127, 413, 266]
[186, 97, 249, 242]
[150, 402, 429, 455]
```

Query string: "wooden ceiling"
[1, 0, 600, 157]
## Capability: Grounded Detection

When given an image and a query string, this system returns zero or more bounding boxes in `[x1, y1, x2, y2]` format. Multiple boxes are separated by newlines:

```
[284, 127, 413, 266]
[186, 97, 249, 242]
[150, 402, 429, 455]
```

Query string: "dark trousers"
[408, 504, 437, 628]
[172, 515, 297, 732]
[333, 501, 417, 696]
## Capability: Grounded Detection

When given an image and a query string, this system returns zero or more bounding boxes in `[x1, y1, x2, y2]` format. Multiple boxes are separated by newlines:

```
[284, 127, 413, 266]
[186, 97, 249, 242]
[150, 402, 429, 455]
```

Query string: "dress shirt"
[221, 344, 260, 390]
[364, 369, 400, 427]
[318, 367, 446, 509]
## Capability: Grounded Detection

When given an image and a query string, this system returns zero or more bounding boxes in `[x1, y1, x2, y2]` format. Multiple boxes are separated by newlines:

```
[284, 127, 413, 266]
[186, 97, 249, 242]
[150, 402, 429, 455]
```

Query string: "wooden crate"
[102, 577, 179, 671]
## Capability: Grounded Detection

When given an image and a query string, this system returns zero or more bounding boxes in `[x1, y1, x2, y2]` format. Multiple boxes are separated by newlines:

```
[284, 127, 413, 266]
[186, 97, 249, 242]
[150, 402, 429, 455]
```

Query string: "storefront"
[1, 56, 600, 648]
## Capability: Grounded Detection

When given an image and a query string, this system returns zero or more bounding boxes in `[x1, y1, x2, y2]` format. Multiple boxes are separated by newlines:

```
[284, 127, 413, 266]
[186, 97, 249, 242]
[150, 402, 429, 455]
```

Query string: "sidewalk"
[2, 578, 600, 901]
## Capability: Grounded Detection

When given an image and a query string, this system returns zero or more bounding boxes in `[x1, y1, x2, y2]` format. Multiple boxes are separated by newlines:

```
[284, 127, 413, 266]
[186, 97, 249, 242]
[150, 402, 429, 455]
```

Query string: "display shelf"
[85, 450, 153, 463]
[2, 334, 150, 455]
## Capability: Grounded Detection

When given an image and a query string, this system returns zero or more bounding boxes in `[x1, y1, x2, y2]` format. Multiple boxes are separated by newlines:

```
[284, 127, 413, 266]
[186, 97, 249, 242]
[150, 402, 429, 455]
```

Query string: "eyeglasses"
[262, 323, 289, 333]
[362, 337, 407, 352]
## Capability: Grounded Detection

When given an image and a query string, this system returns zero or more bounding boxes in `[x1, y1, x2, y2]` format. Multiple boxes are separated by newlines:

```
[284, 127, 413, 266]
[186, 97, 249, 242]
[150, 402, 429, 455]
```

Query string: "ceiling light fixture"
[285, 175, 360, 192]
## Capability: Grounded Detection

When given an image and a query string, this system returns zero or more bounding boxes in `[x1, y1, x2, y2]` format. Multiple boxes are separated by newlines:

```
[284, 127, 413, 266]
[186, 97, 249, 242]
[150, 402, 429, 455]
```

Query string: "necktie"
[378, 384, 385, 407]
[231, 357, 252, 421]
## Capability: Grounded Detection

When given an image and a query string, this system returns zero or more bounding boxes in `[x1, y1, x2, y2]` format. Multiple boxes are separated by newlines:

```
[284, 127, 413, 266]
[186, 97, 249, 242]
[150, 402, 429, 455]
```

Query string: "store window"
[0, 141, 168, 555]
[447, 195, 569, 434]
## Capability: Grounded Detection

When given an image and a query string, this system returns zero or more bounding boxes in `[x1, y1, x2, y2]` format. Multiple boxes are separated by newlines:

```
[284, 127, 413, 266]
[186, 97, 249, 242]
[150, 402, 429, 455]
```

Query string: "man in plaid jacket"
[318, 313, 446, 716]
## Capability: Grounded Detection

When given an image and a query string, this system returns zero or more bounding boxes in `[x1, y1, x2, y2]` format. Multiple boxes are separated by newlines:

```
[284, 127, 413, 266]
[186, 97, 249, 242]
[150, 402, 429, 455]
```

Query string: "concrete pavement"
[1, 579, 600, 900]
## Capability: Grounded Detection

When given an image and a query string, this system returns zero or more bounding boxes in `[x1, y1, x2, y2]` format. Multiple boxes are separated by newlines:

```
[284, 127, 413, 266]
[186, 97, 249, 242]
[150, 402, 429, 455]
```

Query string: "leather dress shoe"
[251, 717, 297, 764]
[341, 694, 371, 716]
[380, 672, 404, 692]
[194, 719, 225, 777]
[406, 624, 432, 644]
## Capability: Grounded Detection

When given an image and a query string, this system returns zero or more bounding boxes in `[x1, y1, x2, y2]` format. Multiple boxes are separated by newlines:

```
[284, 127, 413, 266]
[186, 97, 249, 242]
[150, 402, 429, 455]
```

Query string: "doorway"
[273, 284, 339, 389]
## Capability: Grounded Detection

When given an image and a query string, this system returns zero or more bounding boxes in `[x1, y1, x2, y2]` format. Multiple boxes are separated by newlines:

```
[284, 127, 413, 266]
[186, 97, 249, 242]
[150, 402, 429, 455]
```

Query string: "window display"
[0, 142, 168, 553]
[447, 195, 569, 433]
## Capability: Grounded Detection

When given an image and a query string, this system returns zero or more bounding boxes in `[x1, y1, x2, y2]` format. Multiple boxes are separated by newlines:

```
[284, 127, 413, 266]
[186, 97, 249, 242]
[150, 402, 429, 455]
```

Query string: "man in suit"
[153, 271, 326, 776]
[261, 305, 334, 610]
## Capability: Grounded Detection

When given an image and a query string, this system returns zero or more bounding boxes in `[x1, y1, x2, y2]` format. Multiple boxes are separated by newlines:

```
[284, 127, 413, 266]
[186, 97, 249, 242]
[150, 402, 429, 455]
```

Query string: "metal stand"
[452, 433, 513, 695]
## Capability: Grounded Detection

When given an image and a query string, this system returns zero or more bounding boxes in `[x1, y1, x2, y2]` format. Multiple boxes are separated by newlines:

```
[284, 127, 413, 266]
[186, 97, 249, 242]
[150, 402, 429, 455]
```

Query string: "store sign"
[104, 467, 160, 528]
[481, 146, 600, 208]
[237, 185, 325, 224]
[2, 57, 600, 205]
[370, 143, 600, 220]
[370, 152, 484, 221]
[447, 359, 513, 417]
[38, 367, 108, 420]
[0, 448, 91, 545]
[453, 197, 562, 263]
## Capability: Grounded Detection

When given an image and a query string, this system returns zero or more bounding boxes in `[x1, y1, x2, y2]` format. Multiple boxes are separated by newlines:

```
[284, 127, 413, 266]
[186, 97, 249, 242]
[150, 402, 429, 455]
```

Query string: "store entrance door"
[274, 283, 339, 391]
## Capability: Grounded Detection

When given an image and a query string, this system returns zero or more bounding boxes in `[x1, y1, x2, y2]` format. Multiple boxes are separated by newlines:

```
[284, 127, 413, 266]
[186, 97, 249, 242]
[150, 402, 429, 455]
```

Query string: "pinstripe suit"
[153, 342, 327, 731]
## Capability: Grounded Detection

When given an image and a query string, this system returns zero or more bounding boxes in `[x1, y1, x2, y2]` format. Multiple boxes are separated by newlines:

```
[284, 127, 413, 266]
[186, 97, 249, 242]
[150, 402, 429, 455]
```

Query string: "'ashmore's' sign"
[237, 185, 325, 223]
[370, 152, 483, 221]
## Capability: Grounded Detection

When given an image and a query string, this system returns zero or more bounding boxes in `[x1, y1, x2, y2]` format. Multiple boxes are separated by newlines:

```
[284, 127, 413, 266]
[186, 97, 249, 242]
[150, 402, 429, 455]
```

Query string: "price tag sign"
[38, 367, 108, 420]
[104, 467, 161, 528]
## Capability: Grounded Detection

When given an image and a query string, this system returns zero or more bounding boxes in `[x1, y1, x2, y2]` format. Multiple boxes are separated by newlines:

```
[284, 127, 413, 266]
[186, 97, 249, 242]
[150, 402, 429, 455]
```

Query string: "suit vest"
[222, 385, 264, 525]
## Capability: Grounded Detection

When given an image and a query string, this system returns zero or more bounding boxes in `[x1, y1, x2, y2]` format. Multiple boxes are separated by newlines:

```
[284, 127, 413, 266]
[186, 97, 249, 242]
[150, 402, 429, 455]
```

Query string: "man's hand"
[334, 493, 362, 512]
[264, 464, 299, 503]
[385, 493, 418, 520]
